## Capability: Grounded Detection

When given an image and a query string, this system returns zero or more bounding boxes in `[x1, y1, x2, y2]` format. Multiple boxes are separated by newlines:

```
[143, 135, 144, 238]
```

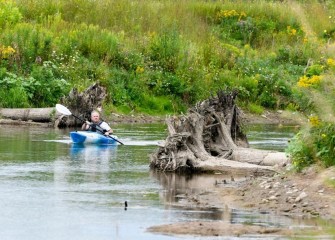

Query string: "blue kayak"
[70, 131, 119, 145]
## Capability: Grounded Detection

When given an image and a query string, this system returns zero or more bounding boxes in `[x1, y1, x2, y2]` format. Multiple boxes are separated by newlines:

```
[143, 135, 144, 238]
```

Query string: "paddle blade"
[56, 104, 72, 116]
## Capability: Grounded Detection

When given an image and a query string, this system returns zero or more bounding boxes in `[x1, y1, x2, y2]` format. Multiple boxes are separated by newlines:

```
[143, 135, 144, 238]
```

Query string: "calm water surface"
[0, 123, 331, 240]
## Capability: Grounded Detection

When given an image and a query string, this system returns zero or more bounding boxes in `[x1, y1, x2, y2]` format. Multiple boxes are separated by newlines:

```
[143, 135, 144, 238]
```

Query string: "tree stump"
[55, 83, 107, 127]
[150, 90, 288, 175]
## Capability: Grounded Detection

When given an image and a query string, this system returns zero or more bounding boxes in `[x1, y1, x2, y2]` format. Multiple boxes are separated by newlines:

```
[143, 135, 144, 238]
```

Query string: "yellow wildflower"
[148, 31, 156, 38]
[216, 9, 246, 21]
[327, 58, 335, 66]
[309, 115, 320, 127]
[136, 66, 144, 74]
[287, 26, 297, 36]
[0, 45, 15, 59]
[297, 75, 322, 88]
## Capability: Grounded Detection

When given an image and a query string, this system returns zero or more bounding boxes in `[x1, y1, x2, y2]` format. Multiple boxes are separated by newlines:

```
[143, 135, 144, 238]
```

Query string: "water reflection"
[70, 143, 118, 160]
[152, 171, 243, 222]
[246, 124, 299, 152]
[52, 144, 119, 188]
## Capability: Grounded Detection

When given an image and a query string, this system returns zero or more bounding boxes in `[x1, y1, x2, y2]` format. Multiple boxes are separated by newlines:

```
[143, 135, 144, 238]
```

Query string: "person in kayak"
[82, 110, 113, 135]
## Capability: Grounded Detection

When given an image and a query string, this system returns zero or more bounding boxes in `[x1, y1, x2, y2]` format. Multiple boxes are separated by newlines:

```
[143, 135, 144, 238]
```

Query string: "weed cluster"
[287, 120, 335, 171]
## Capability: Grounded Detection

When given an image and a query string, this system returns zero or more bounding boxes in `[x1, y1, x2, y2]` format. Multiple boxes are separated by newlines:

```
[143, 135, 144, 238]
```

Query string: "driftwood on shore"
[0, 107, 58, 122]
[150, 90, 288, 175]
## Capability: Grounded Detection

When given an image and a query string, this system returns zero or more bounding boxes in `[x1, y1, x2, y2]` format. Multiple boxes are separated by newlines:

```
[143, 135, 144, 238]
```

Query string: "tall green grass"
[0, 0, 331, 115]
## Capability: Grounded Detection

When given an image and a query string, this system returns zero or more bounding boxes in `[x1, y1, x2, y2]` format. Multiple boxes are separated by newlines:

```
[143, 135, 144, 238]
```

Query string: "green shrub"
[16, 0, 60, 21]
[1, 23, 53, 71]
[214, 3, 302, 48]
[152, 73, 186, 97]
[235, 76, 259, 102]
[287, 120, 335, 171]
[22, 62, 70, 107]
[247, 103, 264, 114]
[0, 87, 29, 108]
[286, 130, 316, 172]
[0, 0, 22, 28]
[54, 23, 120, 63]
[276, 46, 307, 65]
[135, 95, 175, 114]
[291, 87, 315, 112]
[148, 30, 183, 73]
[106, 68, 140, 107]
[312, 123, 335, 167]
[306, 64, 324, 77]
[0, 71, 29, 107]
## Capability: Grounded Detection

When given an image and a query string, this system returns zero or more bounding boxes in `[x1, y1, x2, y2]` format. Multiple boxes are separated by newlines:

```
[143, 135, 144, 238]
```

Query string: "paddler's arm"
[82, 121, 91, 130]
[104, 128, 113, 135]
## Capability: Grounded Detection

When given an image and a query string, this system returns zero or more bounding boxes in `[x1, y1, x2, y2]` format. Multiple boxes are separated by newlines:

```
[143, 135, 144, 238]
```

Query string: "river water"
[0, 123, 331, 239]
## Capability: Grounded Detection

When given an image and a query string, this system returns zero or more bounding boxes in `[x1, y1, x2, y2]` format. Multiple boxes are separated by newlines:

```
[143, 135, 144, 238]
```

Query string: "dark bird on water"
[124, 201, 128, 210]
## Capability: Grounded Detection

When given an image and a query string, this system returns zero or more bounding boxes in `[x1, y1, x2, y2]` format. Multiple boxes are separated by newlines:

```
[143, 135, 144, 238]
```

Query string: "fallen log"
[150, 90, 289, 175]
[0, 107, 59, 122]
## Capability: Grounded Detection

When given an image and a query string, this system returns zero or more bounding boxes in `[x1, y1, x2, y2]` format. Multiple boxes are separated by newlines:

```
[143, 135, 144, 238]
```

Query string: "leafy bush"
[0, 63, 69, 107]
[286, 130, 316, 172]
[287, 121, 335, 171]
[152, 73, 186, 97]
[0, 71, 29, 107]
[148, 30, 183, 73]
[312, 123, 335, 167]
[74, 24, 119, 62]
[305, 64, 324, 77]
[1, 23, 53, 71]
[23, 62, 70, 107]
[247, 103, 264, 114]
[0, 87, 29, 108]
[0, 0, 22, 28]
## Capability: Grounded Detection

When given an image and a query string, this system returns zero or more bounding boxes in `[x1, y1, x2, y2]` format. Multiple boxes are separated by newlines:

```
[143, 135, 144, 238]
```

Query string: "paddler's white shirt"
[99, 121, 111, 131]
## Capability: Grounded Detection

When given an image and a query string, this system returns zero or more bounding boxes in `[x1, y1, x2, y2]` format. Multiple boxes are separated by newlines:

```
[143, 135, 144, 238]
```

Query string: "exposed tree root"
[150, 90, 288, 175]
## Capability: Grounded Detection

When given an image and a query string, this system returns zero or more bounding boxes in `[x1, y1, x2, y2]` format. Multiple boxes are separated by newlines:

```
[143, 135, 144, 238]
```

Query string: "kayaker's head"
[90, 110, 101, 123]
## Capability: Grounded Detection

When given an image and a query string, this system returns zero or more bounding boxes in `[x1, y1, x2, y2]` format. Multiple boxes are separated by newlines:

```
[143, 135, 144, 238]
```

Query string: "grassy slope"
[0, 0, 333, 118]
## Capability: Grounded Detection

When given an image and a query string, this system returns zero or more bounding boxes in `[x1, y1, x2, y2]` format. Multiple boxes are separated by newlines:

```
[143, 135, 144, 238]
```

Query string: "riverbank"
[109, 108, 308, 125]
[147, 110, 335, 238]
[0, 107, 304, 126]
[148, 166, 335, 238]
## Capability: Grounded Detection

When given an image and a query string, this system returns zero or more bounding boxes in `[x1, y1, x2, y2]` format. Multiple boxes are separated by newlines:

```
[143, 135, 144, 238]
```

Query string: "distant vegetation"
[1, 0, 335, 169]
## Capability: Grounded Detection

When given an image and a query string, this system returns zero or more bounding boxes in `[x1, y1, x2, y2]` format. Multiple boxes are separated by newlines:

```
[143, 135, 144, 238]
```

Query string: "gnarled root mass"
[55, 83, 107, 127]
[150, 90, 288, 175]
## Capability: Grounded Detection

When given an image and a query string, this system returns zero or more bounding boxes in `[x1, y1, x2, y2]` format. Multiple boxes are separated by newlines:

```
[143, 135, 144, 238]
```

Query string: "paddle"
[56, 104, 124, 145]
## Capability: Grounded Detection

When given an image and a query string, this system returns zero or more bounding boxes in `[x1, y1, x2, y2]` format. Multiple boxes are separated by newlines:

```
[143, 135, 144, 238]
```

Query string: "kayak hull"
[70, 131, 118, 145]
